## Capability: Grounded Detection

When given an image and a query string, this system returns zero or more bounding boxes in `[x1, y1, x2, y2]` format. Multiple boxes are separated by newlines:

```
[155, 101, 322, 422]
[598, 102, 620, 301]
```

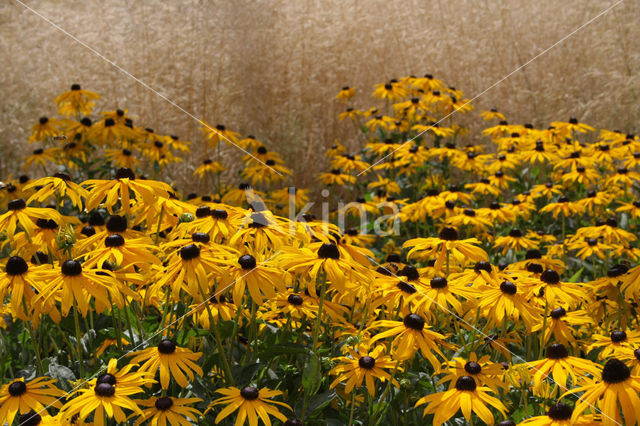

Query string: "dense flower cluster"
[0, 79, 639, 425]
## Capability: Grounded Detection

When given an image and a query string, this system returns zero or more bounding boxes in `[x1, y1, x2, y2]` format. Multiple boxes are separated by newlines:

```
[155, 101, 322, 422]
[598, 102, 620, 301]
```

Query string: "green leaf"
[48, 359, 76, 381]
[307, 389, 336, 415]
[569, 267, 584, 283]
[260, 342, 310, 359]
[302, 353, 322, 396]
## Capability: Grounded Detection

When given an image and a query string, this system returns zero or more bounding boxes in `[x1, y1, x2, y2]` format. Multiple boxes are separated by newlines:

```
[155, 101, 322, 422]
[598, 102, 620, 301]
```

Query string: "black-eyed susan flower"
[28, 116, 61, 143]
[279, 242, 371, 297]
[62, 117, 94, 143]
[493, 229, 539, 255]
[518, 402, 600, 425]
[0, 256, 42, 321]
[478, 280, 542, 330]
[566, 237, 612, 260]
[23, 148, 57, 170]
[0, 198, 63, 237]
[335, 86, 356, 102]
[373, 80, 408, 101]
[201, 123, 240, 148]
[24, 173, 88, 210]
[133, 396, 203, 425]
[480, 108, 506, 121]
[564, 358, 640, 426]
[588, 329, 640, 359]
[220, 253, 286, 307]
[54, 84, 99, 116]
[33, 259, 135, 318]
[369, 313, 450, 366]
[207, 386, 292, 426]
[415, 375, 507, 426]
[0, 377, 65, 426]
[129, 339, 203, 389]
[561, 165, 601, 187]
[523, 343, 601, 390]
[530, 306, 594, 347]
[438, 353, 507, 393]
[329, 343, 399, 396]
[83, 168, 172, 216]
[404, 227, 488, 273]
[318, 169, 356, 186]
[60, 377, 144, 426]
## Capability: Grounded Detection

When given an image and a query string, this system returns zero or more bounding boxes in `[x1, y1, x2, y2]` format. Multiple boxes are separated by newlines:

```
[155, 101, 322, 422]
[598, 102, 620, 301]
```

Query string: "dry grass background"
[1, 0, 639, 193]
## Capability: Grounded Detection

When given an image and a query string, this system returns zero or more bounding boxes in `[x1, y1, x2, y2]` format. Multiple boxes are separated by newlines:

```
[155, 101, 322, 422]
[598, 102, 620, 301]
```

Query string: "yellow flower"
[415, 375, 507, 426]
[0, 377, 65, 425]
[133, 396, 203, 425]
[207, 386, 292, 426]
[128, 339, 203, 389]
[335, 86, 356, 102]
[329, 344, 399, 396]
[54, 84, 99, 116]
[563, 358, 640, 426]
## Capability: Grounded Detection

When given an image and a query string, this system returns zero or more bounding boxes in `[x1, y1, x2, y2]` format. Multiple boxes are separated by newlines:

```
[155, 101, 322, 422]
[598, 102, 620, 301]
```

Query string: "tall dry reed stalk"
[1, 0, 638, 191]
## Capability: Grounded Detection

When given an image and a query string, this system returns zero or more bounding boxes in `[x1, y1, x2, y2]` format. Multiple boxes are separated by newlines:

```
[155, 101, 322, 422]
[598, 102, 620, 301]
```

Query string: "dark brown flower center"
[540, 269, 560, 284]
[403, 313, 425, 331]
[180, 244, 200, 260]
[211, 209, 228, 219]
[550, 307, 567, 319]
[18, 411, 41, 426]
[287, 294, 303, 306]
[439, 227, 458, 241]
[474, 261, 492, 273]
[94, 382, 115, 397]
[396, 281, 417, 294]
[7, 198, 26, 211]
[547, 403, 572, 420]
[104, 234, 125, 247]
[611, 330, 627, 343]
[240, 386, 259, 400]
[602, 359, 630, 384]
[155, 397, 174, 411]
[546, 343, 568, 359]
[398, 265, 419, 281]
[317, 243, 340, 259]
[114, 167, 135, 180]
[192, 232, 210, 243]
[6, 256, 28, 275]
[238, 254, 257, 270]
[464, 361, 482, 375]
[359, 356, 376, 369]
[8, 380, 27, 396]
[455, 376, 476, 391]
[430, 276, 447, 289]
[96, 373, 117, 386]
[106, 215, 127, 232]
[61, 260, 82, 276]
[500, 281, 517, 295]
[157, 339, 177, 354]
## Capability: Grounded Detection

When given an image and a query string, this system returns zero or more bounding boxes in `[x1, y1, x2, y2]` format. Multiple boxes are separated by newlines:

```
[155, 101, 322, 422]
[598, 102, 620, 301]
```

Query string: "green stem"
[348, 391, 356, 426]
[312, 271, 328, 351]
[72, 300, 85, 378]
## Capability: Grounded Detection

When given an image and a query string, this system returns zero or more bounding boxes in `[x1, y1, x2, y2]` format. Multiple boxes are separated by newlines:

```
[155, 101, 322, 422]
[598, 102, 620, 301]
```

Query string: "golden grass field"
[1, 0, 639, 191]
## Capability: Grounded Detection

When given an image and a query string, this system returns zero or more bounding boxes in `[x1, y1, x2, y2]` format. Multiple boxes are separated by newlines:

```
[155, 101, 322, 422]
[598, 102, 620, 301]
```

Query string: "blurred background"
[1, 0, 638, 191]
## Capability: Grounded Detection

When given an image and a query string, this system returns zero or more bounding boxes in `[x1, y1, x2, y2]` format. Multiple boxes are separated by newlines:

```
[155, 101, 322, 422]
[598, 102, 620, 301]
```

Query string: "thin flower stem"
[348, 391, 356, 426]
[158, 287, 172, 337]
[198, 282, 235, 385]
[312, 271, 328, 351]
[72, 300, 85, 378]
[538, 296, 549, 359]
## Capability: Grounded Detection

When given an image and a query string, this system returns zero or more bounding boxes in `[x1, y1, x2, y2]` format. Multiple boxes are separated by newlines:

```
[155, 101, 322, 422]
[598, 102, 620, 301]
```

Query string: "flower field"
[1, 76, 640, 426]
